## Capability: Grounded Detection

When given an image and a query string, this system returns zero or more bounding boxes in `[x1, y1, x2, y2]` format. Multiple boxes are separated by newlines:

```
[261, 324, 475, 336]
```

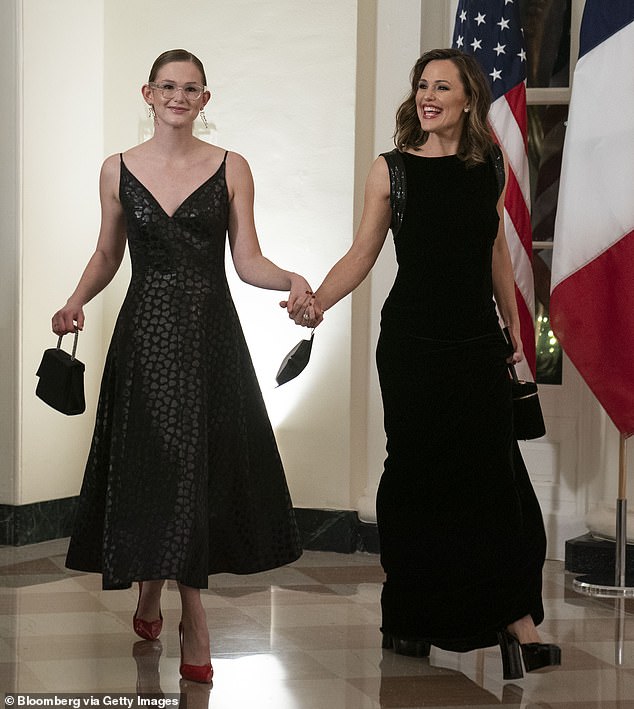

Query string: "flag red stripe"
[505, 169, 532, 260]
[499, 102, 535, 374]
[516, 285, 536, 375]
[550, 228, 634, 436]
[504, 83, 528, 151]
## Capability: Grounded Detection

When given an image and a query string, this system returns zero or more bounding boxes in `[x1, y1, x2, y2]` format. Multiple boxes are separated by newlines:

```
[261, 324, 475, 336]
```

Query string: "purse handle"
[57, 328, 79, 361]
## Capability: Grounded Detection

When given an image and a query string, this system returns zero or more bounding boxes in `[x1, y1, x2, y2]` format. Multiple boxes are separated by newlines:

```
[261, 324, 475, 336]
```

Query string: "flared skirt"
[66, 289, 301, 589]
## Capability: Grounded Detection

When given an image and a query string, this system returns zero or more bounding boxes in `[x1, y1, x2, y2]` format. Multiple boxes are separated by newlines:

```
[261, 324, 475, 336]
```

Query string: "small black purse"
[276, 330, 314, 386]
[508, 364, 546, 440]
[502, 328, 545, 440]
[36, 329, 86, 415]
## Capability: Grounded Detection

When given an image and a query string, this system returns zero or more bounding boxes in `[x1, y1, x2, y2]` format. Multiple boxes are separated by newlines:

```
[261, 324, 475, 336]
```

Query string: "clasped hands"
[280, 290, 324, 328]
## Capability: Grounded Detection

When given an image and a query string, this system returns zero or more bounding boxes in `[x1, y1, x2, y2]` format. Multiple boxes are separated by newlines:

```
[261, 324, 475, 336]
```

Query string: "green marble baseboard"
[0, 497, 78, 546]
[0, 499, 380, 553]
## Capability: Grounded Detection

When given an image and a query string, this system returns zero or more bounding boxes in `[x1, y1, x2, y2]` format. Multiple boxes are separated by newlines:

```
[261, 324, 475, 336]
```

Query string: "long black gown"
[376, 151, 546, 652]
[66, 152, 302, 589]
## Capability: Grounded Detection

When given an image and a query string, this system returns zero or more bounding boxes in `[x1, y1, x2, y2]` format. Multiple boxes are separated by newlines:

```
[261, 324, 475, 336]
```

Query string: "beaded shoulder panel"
[381, 149, 407, 237]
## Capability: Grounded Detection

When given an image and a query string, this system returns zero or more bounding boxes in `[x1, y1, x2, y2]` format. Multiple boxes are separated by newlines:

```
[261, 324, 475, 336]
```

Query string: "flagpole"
[573, 434, 633, 598]
[615, 435, 627, 587]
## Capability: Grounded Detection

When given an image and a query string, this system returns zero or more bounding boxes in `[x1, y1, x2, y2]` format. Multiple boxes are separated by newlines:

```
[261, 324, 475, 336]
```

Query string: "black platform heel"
[497, 629, 561, 680]
[520, 641, 562, 673]
[497, 629, 524, 679]
[382, 632, 431, 657]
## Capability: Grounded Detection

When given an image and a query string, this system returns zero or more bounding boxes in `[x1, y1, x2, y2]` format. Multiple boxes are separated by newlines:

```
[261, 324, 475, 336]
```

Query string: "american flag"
[452, 0, 536, 377]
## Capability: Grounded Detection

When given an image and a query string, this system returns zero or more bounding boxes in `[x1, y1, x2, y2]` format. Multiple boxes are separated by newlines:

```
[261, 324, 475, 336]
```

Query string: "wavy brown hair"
[394, 48, 494, 166]
[148, 49, 207, 86]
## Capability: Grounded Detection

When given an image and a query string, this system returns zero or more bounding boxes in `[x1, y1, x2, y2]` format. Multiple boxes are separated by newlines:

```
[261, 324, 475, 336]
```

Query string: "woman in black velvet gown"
[52, 49, 311, 684]
[291, 48, 560, 680]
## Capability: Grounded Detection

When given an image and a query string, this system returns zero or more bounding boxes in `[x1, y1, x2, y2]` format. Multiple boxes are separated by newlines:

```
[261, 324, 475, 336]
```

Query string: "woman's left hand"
[507, 326, 524, 364]
[279, 274, 324, 327]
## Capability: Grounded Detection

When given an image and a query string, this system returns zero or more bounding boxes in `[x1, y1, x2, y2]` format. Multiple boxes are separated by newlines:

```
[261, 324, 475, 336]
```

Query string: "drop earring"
[148, 105, 156, 121]
[199, 109, 209, 129]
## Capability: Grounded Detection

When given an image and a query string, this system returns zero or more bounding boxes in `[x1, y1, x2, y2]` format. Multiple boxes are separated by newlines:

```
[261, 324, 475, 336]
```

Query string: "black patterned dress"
[66, 152, 302, 589]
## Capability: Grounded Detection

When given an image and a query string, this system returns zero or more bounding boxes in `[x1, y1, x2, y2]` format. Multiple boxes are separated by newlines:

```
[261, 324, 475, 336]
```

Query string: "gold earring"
[199, 109, 209, 129]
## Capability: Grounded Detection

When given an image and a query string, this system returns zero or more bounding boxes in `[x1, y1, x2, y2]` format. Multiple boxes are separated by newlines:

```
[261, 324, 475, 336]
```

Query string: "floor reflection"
[133, 640, 164, 696]
[133, 640, 212, 709]
[1, 543, 633, 708]
[378, 651, 524, 707]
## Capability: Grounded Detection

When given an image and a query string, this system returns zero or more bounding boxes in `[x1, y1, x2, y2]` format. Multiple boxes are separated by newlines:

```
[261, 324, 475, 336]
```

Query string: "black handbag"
[502, 328, 545, 440]
[35, 329, 86, 415]
[508, 365, 546, 440]
[276, 330, 314, 386]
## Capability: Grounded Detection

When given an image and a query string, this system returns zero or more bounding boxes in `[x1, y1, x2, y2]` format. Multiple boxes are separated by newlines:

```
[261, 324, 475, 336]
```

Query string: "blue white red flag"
[551, 1, 634, 436]
[452, 0, 536, 378]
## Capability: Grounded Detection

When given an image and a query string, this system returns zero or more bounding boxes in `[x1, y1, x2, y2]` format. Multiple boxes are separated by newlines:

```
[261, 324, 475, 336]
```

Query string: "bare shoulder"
[100, 153, 122, 194]
[224, 151, 253, 199]
[366, 155, 391, 198]
[225, 150, 251, 175]
[101, 152, 121, 174]
[192, 139, 227, 162]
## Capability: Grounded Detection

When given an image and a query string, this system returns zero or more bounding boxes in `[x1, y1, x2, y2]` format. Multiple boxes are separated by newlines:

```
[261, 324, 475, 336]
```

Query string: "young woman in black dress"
[53, 49, 313, 684]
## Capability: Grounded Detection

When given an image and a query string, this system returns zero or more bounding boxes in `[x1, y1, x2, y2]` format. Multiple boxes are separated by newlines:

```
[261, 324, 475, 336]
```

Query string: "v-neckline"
[120, 156, 225, 219]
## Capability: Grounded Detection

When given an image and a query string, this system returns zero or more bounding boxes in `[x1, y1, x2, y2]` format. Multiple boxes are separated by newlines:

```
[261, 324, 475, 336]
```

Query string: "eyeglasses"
[149, 82, 206, 101]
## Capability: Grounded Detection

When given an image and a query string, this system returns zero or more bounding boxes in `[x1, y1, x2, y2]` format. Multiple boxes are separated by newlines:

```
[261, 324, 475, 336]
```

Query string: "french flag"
[550, 0, 634, 436]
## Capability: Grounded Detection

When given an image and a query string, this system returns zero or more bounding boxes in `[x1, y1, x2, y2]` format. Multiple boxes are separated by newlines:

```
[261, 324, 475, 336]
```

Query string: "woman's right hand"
[52, 301, 85, 336]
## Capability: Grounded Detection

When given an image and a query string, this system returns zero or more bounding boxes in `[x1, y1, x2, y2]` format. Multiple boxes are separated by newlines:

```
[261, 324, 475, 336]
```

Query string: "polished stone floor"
[1, 539, 634, 708]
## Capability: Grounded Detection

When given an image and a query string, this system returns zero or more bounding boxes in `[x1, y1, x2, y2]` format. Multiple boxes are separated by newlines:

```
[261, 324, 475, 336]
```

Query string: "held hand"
[279, 291, 325, 328]
[279, 274, 324, 328]
[52, 301, 85, 336]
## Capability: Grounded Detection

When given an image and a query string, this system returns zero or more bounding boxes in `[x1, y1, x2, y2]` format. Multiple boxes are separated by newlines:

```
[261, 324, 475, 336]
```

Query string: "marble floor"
[1, 540, 634, 708]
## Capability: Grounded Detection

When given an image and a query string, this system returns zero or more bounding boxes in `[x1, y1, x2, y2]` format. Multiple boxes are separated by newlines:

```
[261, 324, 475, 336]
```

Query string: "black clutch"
[502, 328, 545, 440]
[36, 329, 86, 415]
[276, 330, 314, 386]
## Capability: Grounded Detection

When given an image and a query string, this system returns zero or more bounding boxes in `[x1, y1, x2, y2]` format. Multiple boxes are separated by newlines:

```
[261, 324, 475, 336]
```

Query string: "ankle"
[179, 619, 210, 664]
[137, 581, 163, 620]
[507, 616, 541, 645]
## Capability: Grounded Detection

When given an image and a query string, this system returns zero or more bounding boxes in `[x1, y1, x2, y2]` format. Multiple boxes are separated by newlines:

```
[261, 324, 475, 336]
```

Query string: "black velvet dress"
[376, 152, 546, 652]
[66, 153, 302, 589]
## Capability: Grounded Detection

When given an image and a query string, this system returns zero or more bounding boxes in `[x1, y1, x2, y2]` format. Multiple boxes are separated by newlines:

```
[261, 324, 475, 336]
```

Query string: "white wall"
[3, 0, 105, 506]
[0, 0, 20, 504]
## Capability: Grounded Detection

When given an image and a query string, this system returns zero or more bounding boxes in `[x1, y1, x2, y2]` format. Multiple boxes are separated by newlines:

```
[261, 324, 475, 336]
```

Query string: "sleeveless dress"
[376, 151, 546, 652]
[65, 153, 302, 590]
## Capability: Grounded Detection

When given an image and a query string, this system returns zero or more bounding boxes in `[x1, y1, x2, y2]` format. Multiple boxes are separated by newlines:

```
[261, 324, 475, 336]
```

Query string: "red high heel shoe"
[133, 582, 163, 641]
[179, 622, 213, 684]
